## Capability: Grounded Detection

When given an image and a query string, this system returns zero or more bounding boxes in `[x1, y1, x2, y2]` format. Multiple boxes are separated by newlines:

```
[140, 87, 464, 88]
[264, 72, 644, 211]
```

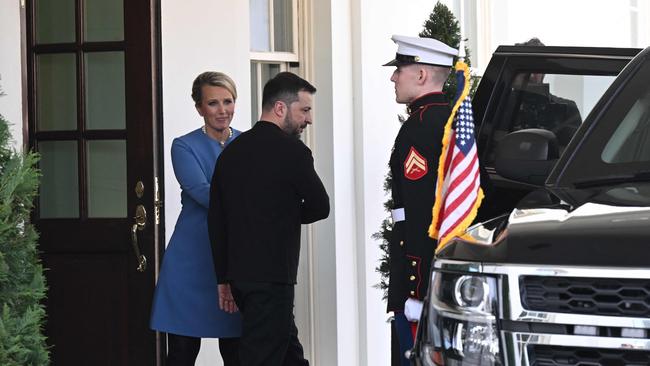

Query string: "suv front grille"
[520, 276, 650, 317]
[530, 345, 650, 366]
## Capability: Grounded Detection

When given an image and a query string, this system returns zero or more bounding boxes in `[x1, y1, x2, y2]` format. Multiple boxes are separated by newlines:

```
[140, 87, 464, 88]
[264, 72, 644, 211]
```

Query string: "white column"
[0, 0, 24, 150]
[310, 0, 348, 363]
[353, 1, 446, 365]
[640, 0, 650, 47]
[311, 1, 459, 365]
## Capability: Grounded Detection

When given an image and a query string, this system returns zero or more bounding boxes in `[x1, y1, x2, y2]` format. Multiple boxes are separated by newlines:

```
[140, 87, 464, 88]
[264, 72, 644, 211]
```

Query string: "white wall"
[495, 0, 637, 48]
[0, 0, 24, 151]
[160, 1, 252, 365]
[638, 0, 650, 47]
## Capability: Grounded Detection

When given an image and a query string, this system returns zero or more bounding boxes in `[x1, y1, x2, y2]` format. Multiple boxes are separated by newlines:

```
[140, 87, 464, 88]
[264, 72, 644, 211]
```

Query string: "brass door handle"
[131, 224, 147, 272]
[130, 205, 147, 272]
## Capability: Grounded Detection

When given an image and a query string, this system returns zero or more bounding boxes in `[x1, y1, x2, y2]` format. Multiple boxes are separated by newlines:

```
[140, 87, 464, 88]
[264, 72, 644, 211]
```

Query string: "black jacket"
[209, 121, 330, 285]
[387, 92, 450, 311]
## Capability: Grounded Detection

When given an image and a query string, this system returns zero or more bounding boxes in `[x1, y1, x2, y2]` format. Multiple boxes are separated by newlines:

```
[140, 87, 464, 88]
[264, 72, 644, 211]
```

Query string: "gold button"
[409, 276, 416, 281]
[399, 240, 404, 246]
[411, 261, 417, 267]
[410, 291, 415, 296]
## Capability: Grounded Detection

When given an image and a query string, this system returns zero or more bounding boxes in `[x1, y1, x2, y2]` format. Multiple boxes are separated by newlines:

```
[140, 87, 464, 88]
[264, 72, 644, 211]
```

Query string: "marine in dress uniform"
[383, 35, 458, 366]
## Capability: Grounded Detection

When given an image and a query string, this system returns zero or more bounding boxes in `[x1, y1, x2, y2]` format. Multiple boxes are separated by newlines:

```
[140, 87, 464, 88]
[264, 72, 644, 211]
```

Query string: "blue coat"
[150, 127, 242, 337]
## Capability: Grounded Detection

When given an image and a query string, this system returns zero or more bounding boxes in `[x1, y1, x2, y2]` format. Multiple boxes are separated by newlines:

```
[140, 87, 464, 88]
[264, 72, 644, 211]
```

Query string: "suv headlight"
[419, 271, 501, 365]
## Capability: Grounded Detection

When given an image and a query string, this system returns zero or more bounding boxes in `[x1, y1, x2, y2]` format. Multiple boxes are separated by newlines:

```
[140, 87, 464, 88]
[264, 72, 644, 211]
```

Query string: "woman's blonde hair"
[191, 71, 237, 105]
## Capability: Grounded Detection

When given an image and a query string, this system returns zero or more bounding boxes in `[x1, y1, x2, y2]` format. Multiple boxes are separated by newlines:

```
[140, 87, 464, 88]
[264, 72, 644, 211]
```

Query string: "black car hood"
[437, 182, 650, 267]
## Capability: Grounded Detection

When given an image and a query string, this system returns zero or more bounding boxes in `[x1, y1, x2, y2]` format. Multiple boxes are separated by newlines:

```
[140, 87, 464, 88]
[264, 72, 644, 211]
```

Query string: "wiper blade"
[573, 170, 650, 188]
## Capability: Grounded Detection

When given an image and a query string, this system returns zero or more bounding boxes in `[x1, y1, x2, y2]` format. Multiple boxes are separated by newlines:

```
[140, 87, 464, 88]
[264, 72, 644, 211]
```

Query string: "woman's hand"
[218, 284, 239, 313]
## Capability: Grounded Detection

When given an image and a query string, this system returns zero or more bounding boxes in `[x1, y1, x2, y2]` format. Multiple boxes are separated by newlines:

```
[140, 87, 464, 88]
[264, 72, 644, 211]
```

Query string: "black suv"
[411, 45, 650, 365]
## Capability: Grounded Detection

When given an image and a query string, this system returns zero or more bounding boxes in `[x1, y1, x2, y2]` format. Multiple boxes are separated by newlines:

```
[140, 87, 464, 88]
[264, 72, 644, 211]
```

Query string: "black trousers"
[231, 281, 309, 366]
[166, 333, 240, 366]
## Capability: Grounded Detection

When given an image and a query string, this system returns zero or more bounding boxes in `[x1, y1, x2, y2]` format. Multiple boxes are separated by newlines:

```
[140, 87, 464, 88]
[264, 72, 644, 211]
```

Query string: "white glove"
[404, 298, 423, 322]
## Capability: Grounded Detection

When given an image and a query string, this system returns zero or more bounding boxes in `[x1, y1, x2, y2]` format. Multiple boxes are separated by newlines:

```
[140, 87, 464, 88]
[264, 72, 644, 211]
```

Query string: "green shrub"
[0, 114, 49, 365]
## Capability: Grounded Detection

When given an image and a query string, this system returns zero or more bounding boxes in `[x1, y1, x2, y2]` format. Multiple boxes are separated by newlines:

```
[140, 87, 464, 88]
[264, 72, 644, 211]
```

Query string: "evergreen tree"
[371, 174, 393, 299]
[0, 113, 49, 365]
[375, 1, 479, 300]
[420, 2, 480, 99]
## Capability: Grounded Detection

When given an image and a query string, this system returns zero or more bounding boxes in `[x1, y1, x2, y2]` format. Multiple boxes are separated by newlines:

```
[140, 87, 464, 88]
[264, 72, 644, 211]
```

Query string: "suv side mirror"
[495, 129, 559, 185]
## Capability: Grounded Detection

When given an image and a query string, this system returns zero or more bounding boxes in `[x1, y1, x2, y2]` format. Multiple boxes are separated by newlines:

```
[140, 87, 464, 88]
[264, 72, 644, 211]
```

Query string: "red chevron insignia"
[404, 147, 427, 180]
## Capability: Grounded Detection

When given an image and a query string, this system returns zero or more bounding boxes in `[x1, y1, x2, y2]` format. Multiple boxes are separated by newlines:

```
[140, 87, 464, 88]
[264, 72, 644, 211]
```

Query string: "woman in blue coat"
[151, 71, 242, 366]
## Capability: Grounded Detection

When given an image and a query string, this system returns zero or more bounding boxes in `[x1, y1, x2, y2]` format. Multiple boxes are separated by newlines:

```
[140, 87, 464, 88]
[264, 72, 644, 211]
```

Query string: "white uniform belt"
[391, 208, 405, 223]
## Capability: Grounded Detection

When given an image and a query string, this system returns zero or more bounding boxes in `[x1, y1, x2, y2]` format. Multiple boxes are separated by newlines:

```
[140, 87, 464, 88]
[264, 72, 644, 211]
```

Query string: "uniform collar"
[407, 92, 447, 115]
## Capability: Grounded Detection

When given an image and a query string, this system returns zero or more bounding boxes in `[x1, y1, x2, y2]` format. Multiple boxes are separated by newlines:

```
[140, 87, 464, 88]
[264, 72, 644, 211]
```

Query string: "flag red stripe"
[443, 133, 455, 173]
[450, 146, 467, 173]
[439, 195, 475, 240]
[439, 191, 479, 240]
[444, 154, 477, 201]
[441, 152, 477, 214]
[439, 159, 479, 231]
[434, 133, 456, 232]
[439, 172, 477, 232]
[439, 169, 481, 239]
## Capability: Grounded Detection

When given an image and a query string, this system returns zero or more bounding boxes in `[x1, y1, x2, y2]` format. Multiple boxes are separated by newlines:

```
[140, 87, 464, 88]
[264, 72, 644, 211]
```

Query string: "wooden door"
[26, 0, 163, 364]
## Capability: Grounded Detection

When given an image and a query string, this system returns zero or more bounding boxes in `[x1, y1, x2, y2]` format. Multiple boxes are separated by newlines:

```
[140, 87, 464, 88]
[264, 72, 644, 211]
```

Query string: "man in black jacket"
[208, 72, 329, 366]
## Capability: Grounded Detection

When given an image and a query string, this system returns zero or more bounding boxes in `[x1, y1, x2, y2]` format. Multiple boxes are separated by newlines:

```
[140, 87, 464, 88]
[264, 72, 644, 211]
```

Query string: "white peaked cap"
[384, 35, 458, 67]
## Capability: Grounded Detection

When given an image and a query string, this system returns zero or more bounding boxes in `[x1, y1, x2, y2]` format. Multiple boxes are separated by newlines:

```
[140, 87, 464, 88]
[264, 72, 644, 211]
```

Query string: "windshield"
[557, 55, 650, 187]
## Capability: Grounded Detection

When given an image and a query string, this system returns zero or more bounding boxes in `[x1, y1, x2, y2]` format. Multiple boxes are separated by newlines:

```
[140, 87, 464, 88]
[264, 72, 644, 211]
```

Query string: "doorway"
[25, 0, 163, 364]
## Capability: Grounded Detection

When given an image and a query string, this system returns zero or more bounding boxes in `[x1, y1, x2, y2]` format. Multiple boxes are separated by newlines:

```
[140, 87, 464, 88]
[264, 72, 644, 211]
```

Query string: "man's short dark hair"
[262, 72, 317, 111]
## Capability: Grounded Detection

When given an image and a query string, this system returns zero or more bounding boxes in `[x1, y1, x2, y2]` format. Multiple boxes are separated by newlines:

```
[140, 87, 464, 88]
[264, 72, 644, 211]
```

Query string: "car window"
[485, 72, 616, 162]
[557, 56, 650, 186]
[601, 87, 650, 163]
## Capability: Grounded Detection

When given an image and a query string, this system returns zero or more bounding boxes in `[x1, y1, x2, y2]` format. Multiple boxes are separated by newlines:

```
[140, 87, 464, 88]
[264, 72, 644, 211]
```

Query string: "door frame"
[151, 0, 166, 364]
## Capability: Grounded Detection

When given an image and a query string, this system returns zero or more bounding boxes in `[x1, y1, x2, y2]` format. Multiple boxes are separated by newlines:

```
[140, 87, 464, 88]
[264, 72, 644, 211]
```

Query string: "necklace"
[202, 126, 233, 147]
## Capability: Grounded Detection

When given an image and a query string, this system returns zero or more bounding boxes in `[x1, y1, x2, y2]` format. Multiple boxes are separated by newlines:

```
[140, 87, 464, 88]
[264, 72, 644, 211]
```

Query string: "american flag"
[429, 62, 484, 252]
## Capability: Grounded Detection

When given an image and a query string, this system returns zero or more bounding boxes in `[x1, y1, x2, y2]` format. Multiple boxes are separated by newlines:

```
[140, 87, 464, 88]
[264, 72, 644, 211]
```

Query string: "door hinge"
[20, 0, 25, 9]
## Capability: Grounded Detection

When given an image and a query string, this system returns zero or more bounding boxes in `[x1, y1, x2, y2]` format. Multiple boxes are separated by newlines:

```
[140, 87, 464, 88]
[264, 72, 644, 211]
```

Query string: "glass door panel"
[87, 140, 127, 218]
[251, 62, 282, 122]
[250, 0, 271, 51]
[85, 52, 126, 130]
[84, 0, 124, 42]
[35, 0, 75, 44]
[38, 141, 79, 218]
[250, 63, 259, 122]
[36, 53, 77, 131]
[261, 63, 281, 83]
[273, 0, 293, 52]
